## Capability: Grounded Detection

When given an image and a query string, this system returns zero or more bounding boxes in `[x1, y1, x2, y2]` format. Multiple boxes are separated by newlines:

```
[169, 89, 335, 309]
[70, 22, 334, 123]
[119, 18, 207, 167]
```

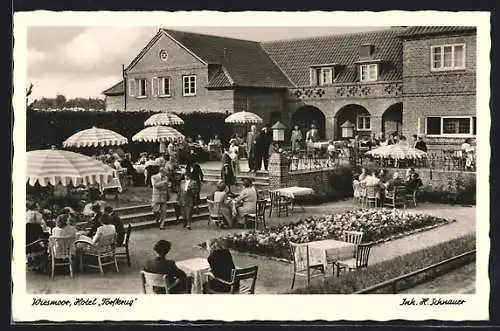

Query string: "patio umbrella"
[132, 126, 185, 143]
[365, 143, 428, 159]
[62, 126, 128, 148]
[27, 147, 115, 187]
[144, 113, 185, 126]
[224, 111, 263, 124]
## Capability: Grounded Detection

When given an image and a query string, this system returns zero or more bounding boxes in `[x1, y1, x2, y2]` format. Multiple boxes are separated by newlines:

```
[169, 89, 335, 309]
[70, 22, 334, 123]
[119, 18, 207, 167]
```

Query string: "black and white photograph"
[12, 11, 490, 322]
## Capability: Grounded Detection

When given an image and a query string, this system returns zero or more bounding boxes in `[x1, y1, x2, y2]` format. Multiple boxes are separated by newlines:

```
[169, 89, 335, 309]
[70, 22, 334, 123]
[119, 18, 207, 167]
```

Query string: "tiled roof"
[261, 29, 403, 87]
[399, 26, 476, 38]
[162, 29, 293, 88]
[102, 80, 124, 96]
[206, 67, 233, 88]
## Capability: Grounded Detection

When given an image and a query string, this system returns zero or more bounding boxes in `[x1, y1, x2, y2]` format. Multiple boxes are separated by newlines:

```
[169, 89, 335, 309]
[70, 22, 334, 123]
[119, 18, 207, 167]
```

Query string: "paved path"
[26, 201, 476, 294]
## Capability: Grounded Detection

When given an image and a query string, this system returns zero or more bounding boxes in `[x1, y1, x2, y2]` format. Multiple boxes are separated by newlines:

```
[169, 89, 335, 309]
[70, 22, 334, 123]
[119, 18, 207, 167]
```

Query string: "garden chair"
[257, 189, 272, 216]
[116, 224, 132, 267]
[48, 235, 76, 278]
[334, 243, 372, 277]
[362, 185, 379, 208]
[405, 187, 419, 208]
[244, 199, 267, 230]
[343, 230, 364, 245]
[289, 242, 325, 289]
[26, 238, 49, 273]
[140, 270, 178, 294]
[270, 190, 292, 217]
[75, 233, 119, 275]
[206, 266, 259, 294]
[207, 200, 224, 227]
[384, 185, 407, 209]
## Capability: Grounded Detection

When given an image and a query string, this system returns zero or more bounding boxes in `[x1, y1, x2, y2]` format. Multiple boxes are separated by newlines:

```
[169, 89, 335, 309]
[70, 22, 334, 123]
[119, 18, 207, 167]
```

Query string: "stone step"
[202, 168, 269, 179]
[130, 212, 209, 231]
[115, 197, 208, 216]
[122, 204, 208, 224]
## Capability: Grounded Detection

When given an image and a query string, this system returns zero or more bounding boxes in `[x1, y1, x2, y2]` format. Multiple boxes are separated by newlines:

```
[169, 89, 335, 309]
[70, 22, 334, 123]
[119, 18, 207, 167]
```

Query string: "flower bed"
[202, 209, 455, 260]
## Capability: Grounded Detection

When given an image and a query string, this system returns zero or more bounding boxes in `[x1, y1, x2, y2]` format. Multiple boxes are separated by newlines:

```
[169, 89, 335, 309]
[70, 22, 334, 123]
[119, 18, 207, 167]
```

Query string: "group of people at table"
[26, 200, 125, 272]
[352, 167, 424, 205]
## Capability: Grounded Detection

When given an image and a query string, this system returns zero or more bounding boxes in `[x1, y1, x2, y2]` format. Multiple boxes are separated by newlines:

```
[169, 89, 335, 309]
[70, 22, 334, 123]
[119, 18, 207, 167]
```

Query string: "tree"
[26, 83, 34, 111]
[54, 94, 67, 109]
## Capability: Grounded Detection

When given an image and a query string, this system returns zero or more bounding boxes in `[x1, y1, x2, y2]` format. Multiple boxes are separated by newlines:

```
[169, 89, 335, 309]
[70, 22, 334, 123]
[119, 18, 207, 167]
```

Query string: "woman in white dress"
[228, 139, 240, 175]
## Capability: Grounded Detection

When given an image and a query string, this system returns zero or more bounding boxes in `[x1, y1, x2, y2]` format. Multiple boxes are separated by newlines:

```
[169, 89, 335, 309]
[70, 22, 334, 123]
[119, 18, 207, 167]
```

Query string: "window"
[359, 64, 378, 82]
[137, 79, 147, 98]
[310, 67, 334, 86]
[357, 114, 371, 130]
[425, 116, 476, 136]
[183, 75, 196, 96]
[160, 77, 171, 97]
[431, 44, 466, 71]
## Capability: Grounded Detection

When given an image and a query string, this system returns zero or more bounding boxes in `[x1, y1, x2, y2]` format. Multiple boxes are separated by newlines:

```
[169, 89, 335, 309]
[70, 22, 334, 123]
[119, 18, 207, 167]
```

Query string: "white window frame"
[425, 116, 475, 137]
[356, 114, 371, 131]
[359, 64, 378, 82]
[159, 77, 171, 97]
[136, 78, 147, 98]
[319, 67, 334, 85]
[430, 43, 466, 71]
[183, 75, 196, 96]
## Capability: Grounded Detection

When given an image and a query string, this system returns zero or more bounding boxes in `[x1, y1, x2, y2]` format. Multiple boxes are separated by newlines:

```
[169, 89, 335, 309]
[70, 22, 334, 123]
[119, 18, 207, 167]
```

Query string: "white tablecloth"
[176, 257, 211, 294]
[307, 239, 356, 269]
[133, 164, 146, 174]
[312, 141, 330, 149]
[272, 186, 314, 199]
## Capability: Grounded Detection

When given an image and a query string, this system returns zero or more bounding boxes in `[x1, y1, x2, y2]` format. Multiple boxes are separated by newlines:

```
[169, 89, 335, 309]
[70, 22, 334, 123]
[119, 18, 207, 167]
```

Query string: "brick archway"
[382, 102, 403, 136]
[292, 105, 326, 139]
[335, 104, 371, 140]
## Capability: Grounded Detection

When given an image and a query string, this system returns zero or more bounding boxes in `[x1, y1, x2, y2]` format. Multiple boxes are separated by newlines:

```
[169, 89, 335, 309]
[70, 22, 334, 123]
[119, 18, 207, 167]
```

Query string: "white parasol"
[62, 126, 128, 148]
[144, 113, 185, 126]
[132, 126, 185, 143]
[224, 111, 263, 124]
[365, 143, 428, 160]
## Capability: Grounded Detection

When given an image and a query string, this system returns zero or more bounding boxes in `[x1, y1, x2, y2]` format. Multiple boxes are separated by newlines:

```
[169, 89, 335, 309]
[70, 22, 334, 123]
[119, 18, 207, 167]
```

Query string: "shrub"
[287, 234, 476, 294]
[419, 172, 476, 205]
[327, 165, 355, 201]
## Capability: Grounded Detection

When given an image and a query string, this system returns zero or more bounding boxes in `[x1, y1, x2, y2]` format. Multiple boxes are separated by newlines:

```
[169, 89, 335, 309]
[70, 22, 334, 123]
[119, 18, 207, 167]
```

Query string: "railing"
[354, 250, 476, 294]
[286, 149, 354, 172]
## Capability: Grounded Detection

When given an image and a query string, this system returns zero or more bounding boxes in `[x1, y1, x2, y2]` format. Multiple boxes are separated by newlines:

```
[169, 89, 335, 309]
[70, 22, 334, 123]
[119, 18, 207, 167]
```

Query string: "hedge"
[286, 234, 475, 294]
[27, 110, 234, 159]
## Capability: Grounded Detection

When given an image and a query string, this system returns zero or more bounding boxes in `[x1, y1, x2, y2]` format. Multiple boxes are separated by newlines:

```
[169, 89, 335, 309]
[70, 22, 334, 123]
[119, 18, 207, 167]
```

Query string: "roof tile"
[102, 80, 124, 96]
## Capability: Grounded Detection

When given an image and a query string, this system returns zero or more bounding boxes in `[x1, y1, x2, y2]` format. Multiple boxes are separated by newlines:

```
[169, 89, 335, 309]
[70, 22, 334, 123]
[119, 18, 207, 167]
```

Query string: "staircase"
[202, 168, 269, 191]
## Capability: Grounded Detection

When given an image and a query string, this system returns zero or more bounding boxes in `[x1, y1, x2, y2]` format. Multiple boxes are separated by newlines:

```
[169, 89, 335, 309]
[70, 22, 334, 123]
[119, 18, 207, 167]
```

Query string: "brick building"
[103, 26, 476, 149]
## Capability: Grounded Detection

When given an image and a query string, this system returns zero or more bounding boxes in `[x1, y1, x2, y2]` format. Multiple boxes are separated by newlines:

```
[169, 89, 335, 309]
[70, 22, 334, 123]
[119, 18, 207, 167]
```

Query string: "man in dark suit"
[261, 127, 273, 171]
[177, 171, 199, 230]
[246, 125, 258, 172]
[185, 160, 204, 213]
[144, 240, 188, 294]
[254, 127, 272, 172]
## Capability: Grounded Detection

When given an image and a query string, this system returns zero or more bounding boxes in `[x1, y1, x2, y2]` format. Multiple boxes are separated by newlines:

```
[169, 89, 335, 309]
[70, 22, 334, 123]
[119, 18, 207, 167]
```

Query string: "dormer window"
[310, 65, 336, 86]
[359, 63, 378, 82]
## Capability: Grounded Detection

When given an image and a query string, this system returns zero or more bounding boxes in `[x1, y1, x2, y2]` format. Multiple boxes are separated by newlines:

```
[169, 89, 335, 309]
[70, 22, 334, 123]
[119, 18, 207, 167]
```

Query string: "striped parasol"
[132, 126, 185, 143]
[27, 147, 115, 187]
[144, 113, 185, 126]
[63, 126, 128, 148]
[225, 111, 263, 124]
[365, 143, 428, 160]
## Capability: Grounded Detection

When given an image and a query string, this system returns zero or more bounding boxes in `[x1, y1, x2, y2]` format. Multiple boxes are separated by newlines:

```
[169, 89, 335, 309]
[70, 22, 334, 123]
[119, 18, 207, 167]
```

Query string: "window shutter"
[128, 79, 136, 97]
[151, 77, 158, 97]
[310, 68, 317, 86]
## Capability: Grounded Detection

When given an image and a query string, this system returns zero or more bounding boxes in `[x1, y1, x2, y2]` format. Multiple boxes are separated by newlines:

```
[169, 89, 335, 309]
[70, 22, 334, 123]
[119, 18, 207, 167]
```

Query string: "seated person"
[144, 240, 188, 294]
[211, 181, 234, 228]
[76, 213, 116, 247]
[203, 239, 236, 293]
[26, 222, 49, 272]
[360, 171, 383, 199]
[88, 203, 104, 237]
[210, 134, 221, 146]
[196, 135, 206, 147]
[377, 168, 389, 183]
[405, 167, 416, 182]
[385, 172, 405, 191]
[406, 172, 423, 192]
[232, 178, 257, 225]
[103, 205, 125, 244]
[155, 153, 167, 168]
[26, 201, 49, 232]
[51, 214, 77, 238]
[137, 153, 148, 165]
[42, 209, 55, 229]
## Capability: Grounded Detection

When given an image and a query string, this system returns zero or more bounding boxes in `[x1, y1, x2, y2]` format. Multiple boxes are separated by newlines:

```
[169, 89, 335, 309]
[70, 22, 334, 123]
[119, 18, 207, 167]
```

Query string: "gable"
[127, 31, 206, 73]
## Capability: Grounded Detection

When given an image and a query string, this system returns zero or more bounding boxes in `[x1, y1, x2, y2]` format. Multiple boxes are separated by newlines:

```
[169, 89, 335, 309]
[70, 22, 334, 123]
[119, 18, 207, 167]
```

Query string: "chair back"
[365, 185, 378, 198]
[257, 189, 269, 200]
[49, 235, 75, 259]
[343, 230, 364, 245]
[355, 243, 372, 268]
[230, 266, 258, 294]
[95, 233, 116, 254]
[255, 200, 267, 218]
[289, 242, 310, 272]
[207, 200, 222, 217]
[269, 190, 282, 204]
[122, 224, 132, 246]
[140, 270, 170, 294]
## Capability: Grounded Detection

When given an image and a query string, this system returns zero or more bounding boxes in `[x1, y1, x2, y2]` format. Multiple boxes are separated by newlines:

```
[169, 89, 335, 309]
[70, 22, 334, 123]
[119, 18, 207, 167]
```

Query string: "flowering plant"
[212, 209, 452, 260]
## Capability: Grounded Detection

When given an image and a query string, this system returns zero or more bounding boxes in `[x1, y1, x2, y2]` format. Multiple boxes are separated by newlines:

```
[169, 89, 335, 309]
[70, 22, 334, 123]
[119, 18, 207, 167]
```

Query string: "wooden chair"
[405, 187, 418, 208]
[244, 199, 267, 230]
[343, 230, 364, 245]
[289, 242, 325, 289]
[257, 189, 272, 216]
[75, 233, 119, 275]
[334, 243, 372, 277]
[116, 224, 132, 267]
[26, 238, 49, 273]
[48, 235, 75, 278]
[207, 200, 224, 227]
[270, 191, 292, 217]
[363, 185, 379, 208]
[140, 270, 177, 294]
[206, 266, 259, 294]
[384, 185, 408, 209]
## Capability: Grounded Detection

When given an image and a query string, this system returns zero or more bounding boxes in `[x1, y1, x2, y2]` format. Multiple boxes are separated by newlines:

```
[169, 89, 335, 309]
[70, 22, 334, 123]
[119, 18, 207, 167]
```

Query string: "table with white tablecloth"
[272, 186, 315, 212]
[307, 239, 356, 270]
[133, 164, 146, 174]
[176, 257, 211, 294]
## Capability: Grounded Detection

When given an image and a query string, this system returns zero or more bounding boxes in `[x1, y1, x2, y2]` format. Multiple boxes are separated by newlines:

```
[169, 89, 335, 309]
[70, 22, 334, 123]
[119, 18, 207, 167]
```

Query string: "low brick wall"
[384, 168, 476, 192]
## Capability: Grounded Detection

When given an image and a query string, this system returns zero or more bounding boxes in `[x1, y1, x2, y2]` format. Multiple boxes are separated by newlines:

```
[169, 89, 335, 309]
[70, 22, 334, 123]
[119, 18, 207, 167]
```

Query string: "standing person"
[177, 171, 198, 230]
[167, 141, 179, 165]
[290, 125, 302, 154]
[246, 125, 258, 173]
[253, 128, 264, 172]
[103, 205, 125, 244]
[151, 168, 170, 230]
[262, 127, 273, 171]
[414, 136, 428, 152]
[228, 139, 240, 175]
[221, 147, 236, 193]
[186, 160, 204, 214]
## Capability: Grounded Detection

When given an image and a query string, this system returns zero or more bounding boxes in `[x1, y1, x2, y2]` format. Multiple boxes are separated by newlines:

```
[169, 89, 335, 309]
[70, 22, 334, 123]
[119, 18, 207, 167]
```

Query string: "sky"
[27, 26, 387, 100]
